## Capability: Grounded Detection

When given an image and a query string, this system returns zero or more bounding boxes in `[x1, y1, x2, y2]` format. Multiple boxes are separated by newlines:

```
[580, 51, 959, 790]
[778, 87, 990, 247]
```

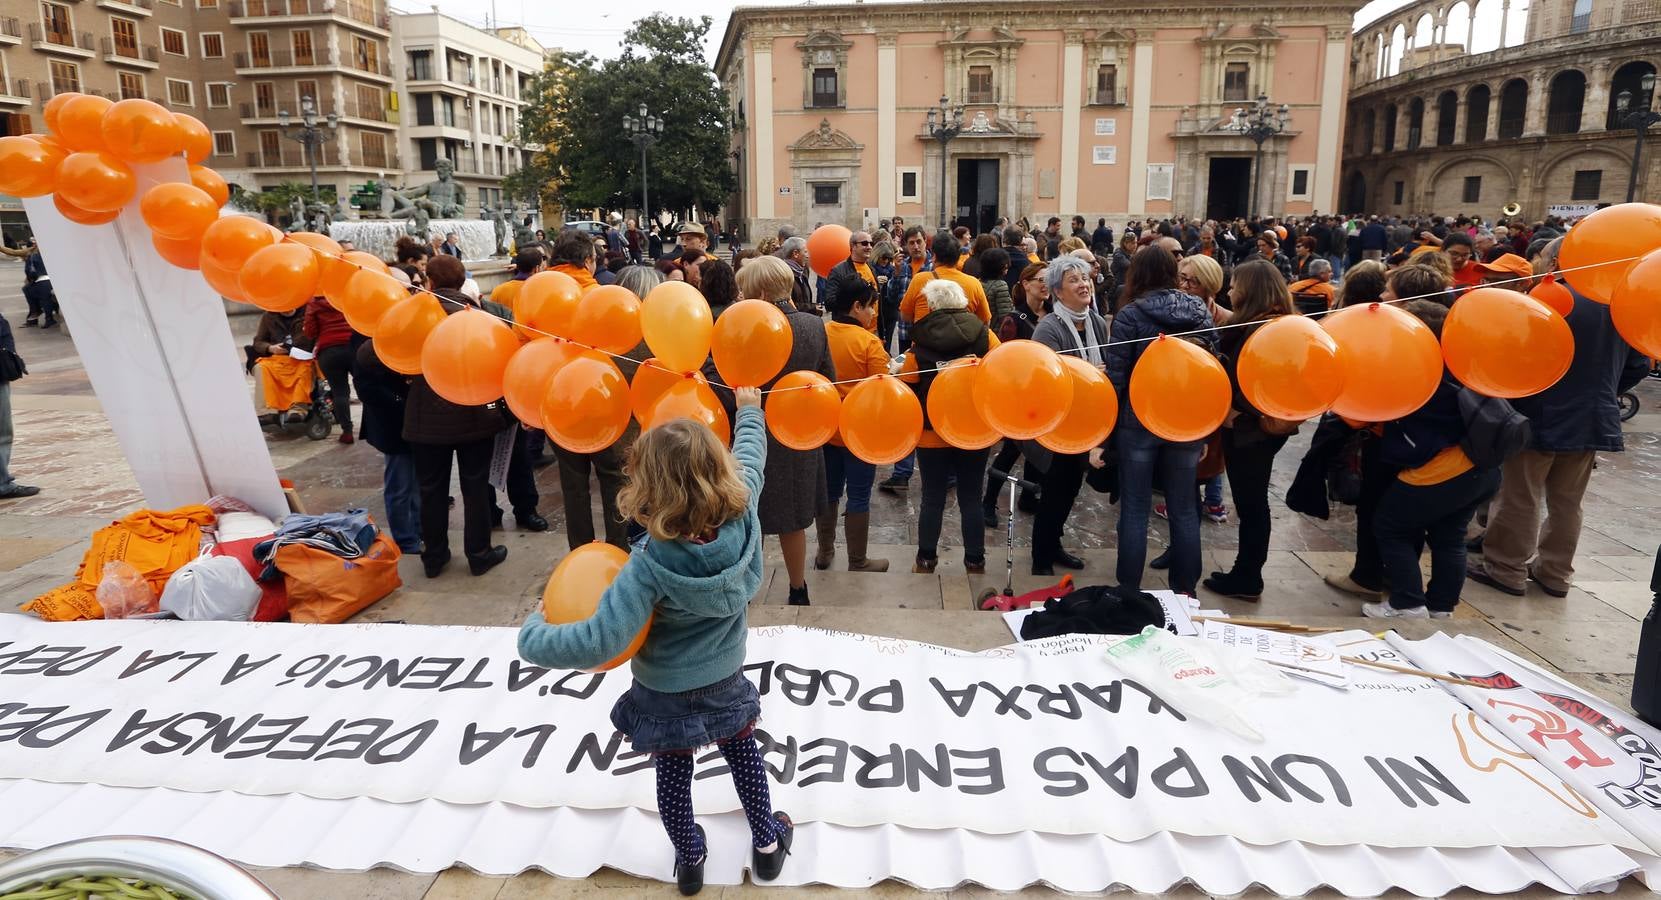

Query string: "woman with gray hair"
[1025, 253, 1111, 575]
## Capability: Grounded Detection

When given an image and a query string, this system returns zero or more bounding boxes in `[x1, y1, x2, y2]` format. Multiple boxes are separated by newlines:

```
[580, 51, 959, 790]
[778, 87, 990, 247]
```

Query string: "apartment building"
[390, 12, 545, 214]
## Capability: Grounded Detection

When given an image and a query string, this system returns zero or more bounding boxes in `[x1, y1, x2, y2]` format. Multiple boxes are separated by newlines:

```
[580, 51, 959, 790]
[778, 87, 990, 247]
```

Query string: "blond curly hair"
[618, 419, 751, 541]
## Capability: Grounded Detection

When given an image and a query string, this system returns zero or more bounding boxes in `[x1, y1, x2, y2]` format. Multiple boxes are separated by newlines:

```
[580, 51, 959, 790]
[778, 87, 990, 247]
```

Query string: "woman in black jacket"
[1203, 259, 1295, 600]
[402, 255, 509, 578]
[354, 338, 420, 553]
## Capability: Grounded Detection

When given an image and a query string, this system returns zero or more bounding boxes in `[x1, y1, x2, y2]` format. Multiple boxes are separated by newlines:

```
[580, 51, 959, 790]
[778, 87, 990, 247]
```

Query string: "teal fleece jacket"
[516, 406, 768, 692]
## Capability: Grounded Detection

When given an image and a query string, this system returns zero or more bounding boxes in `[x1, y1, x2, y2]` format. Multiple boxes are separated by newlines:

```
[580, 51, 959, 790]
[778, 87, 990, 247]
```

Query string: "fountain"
[327, 219, 499, 261]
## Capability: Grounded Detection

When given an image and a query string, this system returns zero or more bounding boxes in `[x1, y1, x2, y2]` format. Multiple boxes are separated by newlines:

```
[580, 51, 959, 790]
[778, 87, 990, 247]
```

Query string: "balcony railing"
[346, 56, 392, 77]
[11, 79, 30, 98]
[339, 99, 392, 122]
[239, 100, 281, 118]
[0, 17, 21, 39]
[101, 37, 159, 63]
[233, 48, 333, 69]
[28, 24, 95, 52]
[1092, 85, 1127, 106]
[1496, 116, 1525, 139]
[97, 0, 155, 9]
[246, 146, 399, 169]
[1545, 111, 1583, 135]
[227, 0, 382, 23]
[405, 66, 434, 81]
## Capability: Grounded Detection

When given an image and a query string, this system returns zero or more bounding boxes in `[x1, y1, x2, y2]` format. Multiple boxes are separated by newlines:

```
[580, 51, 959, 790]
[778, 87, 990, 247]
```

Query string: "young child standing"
[517, 389, 792, 895]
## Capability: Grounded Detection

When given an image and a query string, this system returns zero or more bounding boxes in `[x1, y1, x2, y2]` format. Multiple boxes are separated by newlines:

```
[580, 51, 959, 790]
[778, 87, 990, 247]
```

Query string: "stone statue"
[286, 195, 307, 232]
[513, 212, 535, 253]
[406, 199, 434, 237]
[306, 200, 331, 235]
[490, 205, 510, 256]
[333, 195, 352, 222]
[388, 158, 466, 219]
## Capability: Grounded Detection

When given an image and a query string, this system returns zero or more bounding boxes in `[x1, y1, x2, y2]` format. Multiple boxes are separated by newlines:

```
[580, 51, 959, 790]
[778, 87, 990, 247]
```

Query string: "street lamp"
[1229, 95, 1291, 219]
[925, 95, 965, 232]
[1616, 73, 1660, 203]
[277, 95, 339, 212]
[622, 104, 664, 228]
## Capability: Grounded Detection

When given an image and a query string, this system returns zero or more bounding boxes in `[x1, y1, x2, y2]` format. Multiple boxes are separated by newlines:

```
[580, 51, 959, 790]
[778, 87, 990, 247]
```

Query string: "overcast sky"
[394, 0, 1505, 62]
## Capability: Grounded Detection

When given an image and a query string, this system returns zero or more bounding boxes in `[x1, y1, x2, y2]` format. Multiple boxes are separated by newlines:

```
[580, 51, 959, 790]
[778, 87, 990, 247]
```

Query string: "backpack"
[1457, 388, 1532, 469]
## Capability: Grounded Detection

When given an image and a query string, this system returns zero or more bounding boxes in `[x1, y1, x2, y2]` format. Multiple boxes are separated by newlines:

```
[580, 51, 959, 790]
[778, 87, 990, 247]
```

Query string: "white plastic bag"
[1104, 625, 1294, 741]
[160, 555, 262, 621]
[97, 561, 157, 619]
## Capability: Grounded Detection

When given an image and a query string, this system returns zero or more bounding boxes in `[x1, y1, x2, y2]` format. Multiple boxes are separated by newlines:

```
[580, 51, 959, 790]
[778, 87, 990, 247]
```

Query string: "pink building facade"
[714, 1, 1364, 240]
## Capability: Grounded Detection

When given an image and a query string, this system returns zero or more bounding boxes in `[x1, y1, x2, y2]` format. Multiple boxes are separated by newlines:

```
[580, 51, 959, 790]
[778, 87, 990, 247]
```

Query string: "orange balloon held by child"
[712, 299, 792, 388]
[540, 542, 651, 673]
[646, 378, 731, 445]
[641, 280, 714, 373]
[764, 370, 842, 450]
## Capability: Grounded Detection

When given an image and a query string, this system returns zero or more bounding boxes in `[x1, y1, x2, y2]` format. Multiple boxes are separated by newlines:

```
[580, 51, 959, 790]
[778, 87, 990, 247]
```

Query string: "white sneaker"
[1361, 600, 1429, 619]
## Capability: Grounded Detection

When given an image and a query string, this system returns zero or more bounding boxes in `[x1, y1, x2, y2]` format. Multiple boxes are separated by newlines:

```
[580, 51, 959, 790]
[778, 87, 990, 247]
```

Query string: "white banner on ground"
[1392, 631, 1661, 858]
[0, 619, 1645, 855]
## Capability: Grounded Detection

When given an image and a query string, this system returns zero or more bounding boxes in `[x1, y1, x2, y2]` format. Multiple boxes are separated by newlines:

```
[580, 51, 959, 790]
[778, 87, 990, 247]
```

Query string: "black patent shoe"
[677, 824, 706, 895]
[468, 545, 508, 575]
[752, 812, 794, 882]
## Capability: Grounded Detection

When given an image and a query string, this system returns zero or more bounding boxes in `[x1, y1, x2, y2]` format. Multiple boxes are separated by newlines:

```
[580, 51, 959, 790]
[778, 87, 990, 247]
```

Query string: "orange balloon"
[240, 243, 321, 313]
[189, 165, 230, 208]
[200, 215, 279, 271]
[765, 370, 842, 450]
[642, 280, 714, 372]
[1038, 355, 1119, 455]
[200, 258, 250, 302]
[503, 338, 583, 426]
[321, 250, 390, 303]
[541, 351, 632, 453]
[55, 95, 113, 152]
[712, 298, 792, 387]
[101, 99, 183, 164]
[568, 284, 643, 355]
[1321, 303, 1444, 422]
[139, 182, 219, 240]
[373, 293, 449, 375]
[928, 359, 1000, 449]
[514, 270, 579, 337]
[630, 358, 693, 423]
[336, 269, 407, 335]
[55, 151, 135, 213]
[421, 308, 520, 405]
[1238, 315, 1346, 420]
[840, 374, 923, 465]
[491, 279, 524, 319]
[1442, 287, 1574, 399]
[1529, 274, 1575, 317]
[52, 193, 119, 226]
[284, 231, 343, 261]
[0, 135, 65, 197]
[152, 232, 201, 269]
[1612, 248, 1661, 359]
[972, 339, 1073, 440]
[1128, 335, 1232, 443]
[174, 114, 212, 165]
[646, 379, 731, 445]
[806, 224, 852, 278]
[1560, 203, 1661, 304]
[541, 542, 651, 672]
[43, 92, 84, 136]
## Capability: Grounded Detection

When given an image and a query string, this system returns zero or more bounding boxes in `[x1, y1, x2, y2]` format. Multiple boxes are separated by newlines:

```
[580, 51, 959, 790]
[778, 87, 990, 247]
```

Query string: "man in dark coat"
[354, 339, 421, 553]
[1470, 239, 1652, 597]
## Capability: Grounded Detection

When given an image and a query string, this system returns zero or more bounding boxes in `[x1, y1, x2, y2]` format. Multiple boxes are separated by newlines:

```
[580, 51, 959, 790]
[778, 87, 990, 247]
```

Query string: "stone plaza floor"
[2, 260, 1659, 898]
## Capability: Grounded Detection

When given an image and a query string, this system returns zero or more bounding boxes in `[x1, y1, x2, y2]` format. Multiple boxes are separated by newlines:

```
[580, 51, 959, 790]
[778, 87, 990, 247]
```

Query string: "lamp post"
[925, 95, 965, 231]
[277, 95, 339, 208]
[1229, 95, 1290, 219]
[1616, 73, 1660, 203]
[622, 104, 664, 227]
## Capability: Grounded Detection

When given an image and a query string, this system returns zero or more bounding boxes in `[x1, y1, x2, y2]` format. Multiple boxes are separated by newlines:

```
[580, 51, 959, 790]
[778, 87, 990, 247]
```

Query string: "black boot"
[676, 824, 706, 896]
[1202, 569, 1263, 600]
[468, 545, 507, 575]
[752, 812, 794, 882]
[787, 584, 810, 606]
[1150, 548, 1172, 570]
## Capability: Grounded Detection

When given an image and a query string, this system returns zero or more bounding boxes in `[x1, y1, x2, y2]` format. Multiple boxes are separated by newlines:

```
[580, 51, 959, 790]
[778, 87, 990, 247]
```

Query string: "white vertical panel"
[1125, 41, 1156, 214]
[877, 39, 897, 216]
[754, 39, 776, 221]
[1059, 40, 1083, 215]
[1314, 37, 1348, 212]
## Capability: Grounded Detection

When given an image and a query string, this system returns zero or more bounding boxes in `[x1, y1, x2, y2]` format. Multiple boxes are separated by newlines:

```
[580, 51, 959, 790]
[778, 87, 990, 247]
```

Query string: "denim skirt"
[609, 672, 761, 754]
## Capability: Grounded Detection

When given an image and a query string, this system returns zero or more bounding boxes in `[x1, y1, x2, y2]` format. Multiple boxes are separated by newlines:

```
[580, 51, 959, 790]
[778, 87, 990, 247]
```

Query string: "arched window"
[1607, 61, 1658, 130]
[1388, 24, 1406, 76]
[1471, 0, 1502, 53]
[1436, 90, 1458, 145]
[1414, 14, 1434, 51]
[1570, 0, 1593, 34]
[1466, 84, 1491, 142]
[1497, 78, 1528, 138]
[1445, 2, 1473, 51]
[1361, 107, 1377, 153]
[1504, 0, 1530, 47]
[1407, 97, 1425, 148]
[1375, 33, 1386, 80]
[1546, 70, 1586, 134]
[1384, 102, 1399, 150]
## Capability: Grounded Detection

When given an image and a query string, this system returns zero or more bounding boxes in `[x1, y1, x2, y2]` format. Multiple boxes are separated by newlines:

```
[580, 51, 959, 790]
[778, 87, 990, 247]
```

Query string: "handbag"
[0, 346, 25, 383]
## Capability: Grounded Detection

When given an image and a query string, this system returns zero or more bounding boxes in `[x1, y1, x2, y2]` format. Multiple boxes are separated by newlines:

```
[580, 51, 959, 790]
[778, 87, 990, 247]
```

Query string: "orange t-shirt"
[1288, 278, 1337, 309]
[552, 263, 598, 292]
[1399, 446, 1475, 486]
[899, 265, 992, 325]
[825, 320, 890, 446]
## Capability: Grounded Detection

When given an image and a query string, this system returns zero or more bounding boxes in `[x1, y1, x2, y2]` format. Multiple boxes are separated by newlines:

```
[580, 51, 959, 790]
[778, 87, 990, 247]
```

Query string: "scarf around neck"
[1059, 305, 1104, 367]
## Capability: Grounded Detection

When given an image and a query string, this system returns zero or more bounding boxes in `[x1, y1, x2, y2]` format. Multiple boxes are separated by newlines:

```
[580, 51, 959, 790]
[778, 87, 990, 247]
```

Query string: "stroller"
[246, 344, 336, 441]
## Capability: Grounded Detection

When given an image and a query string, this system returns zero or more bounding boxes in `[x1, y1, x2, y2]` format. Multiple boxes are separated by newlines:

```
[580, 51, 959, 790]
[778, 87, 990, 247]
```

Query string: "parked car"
[563, 220, 607, 238]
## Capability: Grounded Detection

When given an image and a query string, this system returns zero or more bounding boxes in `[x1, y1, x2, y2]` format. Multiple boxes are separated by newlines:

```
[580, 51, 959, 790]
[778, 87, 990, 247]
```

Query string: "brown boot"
[813, 506, 838, 570]
[844, 511, 889, 572]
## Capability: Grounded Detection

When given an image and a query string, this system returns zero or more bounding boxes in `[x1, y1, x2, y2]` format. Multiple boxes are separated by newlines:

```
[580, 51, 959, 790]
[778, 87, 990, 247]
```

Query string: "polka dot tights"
[654, 734, 781, 866]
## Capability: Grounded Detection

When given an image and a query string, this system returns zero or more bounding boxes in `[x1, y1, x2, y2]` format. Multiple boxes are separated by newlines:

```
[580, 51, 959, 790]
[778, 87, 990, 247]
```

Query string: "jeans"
[411, 437, 495, 564]
[1220, 428, 1289, 586]
[917, 446, 990, 564]
[315, 343, 355, 435]
[890, 451, 915, 482]
[1375, 467, 1502, 611]
[1202, 474, 1223, 507]
[1032, 452, 1086, 566]
[1327, 253, 1346, 280]
[0, 381, 13, 485]
[554, 442, 627, 549]
[381, 451, 421, 552]
[824, 443, 875, 514]
[1117, 423, 1205, 594]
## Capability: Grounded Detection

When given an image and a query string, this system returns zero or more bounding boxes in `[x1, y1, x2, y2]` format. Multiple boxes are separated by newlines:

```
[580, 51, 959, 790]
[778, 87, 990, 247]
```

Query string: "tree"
[511, 14, 735, 217]
[231, 181, 337, 223]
